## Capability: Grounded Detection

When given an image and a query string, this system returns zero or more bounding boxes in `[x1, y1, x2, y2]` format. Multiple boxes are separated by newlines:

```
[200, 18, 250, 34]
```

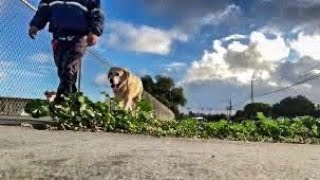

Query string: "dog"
[108, 67, 144, 111]
[44, 91, 57, 102]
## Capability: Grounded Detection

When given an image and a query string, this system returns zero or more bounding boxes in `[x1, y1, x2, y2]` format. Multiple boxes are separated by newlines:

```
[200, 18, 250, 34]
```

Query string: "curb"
[0, 116, 57, 127]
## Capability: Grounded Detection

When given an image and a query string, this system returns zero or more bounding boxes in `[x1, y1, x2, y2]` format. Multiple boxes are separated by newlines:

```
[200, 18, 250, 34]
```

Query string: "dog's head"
[108, 67, 130, 90]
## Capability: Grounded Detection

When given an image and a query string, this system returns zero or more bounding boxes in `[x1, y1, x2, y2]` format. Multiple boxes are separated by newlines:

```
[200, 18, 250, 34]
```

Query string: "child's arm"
[88, 0, 105, 37]
[29, 0, 51, 39]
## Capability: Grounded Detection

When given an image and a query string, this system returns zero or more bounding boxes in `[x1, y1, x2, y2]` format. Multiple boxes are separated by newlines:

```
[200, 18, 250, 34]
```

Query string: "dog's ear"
[107, 71, 112, 78]
[108, 67, 115, 78]
[123, 68, 131, 78]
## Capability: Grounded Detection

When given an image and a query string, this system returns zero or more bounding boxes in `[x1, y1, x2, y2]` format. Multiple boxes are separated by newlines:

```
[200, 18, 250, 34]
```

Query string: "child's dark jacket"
[30, 0, 104, 37]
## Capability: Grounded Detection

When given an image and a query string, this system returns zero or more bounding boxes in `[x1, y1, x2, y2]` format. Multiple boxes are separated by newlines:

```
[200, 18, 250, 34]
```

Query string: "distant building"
[192, 116, 206, 121]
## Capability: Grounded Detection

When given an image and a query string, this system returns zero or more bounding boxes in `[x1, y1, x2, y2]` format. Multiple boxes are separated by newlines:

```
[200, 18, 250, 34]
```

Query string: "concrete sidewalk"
[0, 126, 319, 180]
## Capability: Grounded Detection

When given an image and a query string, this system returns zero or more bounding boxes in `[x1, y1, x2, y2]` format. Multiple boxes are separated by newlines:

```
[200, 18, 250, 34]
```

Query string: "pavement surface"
[0, 126, 319, 180]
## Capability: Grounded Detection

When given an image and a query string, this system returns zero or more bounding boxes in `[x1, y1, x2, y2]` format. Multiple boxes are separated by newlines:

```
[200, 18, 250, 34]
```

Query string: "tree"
[243, 103, 272, 119]
[141, 75, 154, 93]
[205, 114, 227, 122]
[141, 75, 187, 115]
[232, 110, 246, 122]
[272, 95, 315, 118]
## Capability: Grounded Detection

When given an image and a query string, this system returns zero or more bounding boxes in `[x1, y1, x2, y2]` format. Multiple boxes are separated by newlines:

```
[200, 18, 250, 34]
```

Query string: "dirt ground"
[0, 126, 319, 180]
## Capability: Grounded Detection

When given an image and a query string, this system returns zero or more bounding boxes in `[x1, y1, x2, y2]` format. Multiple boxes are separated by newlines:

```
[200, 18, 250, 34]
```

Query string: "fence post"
[78, 61, 82, 92]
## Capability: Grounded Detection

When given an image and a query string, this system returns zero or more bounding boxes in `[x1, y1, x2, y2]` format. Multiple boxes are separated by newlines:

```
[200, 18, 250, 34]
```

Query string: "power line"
[276, 61, 320, 83]
[88, 50, 114, 67]
[232, 71, 320, 108]
[298, 63, 320, 77]
[254, 72, 320, 98]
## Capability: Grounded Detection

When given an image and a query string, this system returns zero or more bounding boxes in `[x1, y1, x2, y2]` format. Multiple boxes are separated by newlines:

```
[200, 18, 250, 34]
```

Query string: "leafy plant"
[25, 95, 320, 144]
[24, 99, 50, 118]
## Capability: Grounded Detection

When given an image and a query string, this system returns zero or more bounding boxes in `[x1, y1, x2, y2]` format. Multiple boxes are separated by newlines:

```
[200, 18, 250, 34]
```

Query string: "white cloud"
[179, 31, 314, 111]
[290, 33, 320, 60]
[164, 62, 187, 73]
[160, 62, 188, 83]
[227, 41, 248, 52]
[167, 29, 189, 42]
[95, 73, 109, 86]
[200, 4, 241, 26]
[250, 31, 289, 62]
[184, 31, 290, 85]
[145, 0, 320, 38]
[104, 21, 188, 55]
[223, 34, 247, 42]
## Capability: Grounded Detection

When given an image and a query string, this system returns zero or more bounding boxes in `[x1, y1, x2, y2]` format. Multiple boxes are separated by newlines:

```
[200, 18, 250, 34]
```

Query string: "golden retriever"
[108, 67, 144, 111]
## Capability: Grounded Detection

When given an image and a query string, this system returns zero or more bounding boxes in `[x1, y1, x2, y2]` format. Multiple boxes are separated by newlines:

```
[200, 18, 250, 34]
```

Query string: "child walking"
[29, 0, 105, 103]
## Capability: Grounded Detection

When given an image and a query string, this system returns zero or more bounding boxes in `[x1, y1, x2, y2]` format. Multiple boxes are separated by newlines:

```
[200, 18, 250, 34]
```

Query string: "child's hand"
[28, 26, 39, 39]
[87, 32, 98, 46]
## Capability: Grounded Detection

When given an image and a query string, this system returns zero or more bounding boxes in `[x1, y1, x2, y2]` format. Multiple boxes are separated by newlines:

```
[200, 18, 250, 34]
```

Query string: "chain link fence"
[0, 0, 175, 120]
[0, 0, 58, 116]
[0, 0, 113, 116]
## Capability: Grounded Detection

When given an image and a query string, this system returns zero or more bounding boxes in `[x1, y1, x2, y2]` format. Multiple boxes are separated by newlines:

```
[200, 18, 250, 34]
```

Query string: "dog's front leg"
[124, 97, 133, 111]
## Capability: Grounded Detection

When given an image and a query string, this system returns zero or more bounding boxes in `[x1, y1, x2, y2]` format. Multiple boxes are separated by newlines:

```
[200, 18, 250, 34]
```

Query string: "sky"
[2, 0, 320, 113]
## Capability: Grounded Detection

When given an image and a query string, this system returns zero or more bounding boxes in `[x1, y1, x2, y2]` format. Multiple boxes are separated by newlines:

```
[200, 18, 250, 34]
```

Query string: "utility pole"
[170, 88, 173, 109]
[251, 78, 254, 103]
[251, 71, 257, 104]
[226, 99, 233, 121]
[78, 61, 82, 92]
